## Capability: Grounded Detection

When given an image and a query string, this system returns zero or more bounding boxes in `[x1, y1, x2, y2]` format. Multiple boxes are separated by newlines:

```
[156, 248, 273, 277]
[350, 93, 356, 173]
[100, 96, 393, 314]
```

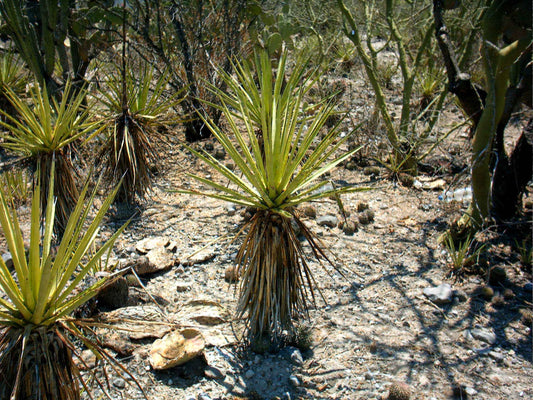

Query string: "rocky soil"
[1, 70, 531, 400]
[63, 127, 532, 400]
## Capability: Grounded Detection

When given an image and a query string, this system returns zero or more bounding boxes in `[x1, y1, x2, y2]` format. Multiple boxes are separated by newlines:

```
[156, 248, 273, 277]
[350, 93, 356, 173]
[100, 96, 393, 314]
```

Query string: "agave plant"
[0, 81, 101, 234]
[0, 161, 138, 399]
[179, 49, 363, 345]
[98, 64, 183, 204]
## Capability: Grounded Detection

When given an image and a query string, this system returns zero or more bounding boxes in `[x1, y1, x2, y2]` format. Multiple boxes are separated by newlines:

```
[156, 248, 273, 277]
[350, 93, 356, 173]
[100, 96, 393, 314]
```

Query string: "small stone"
[198, 394, 212, 400]
[224, 265, 239, 283]
[96, 276, 129, 309]
[176, 265, 185, 274]
[301, 205, 317, 218]
[317, 214, 339, 228]
[225, 161, 235, 171]
[2, 252, 13, 271]
[113, 378, 126, 389]
[364, 371, 374, 380]
[176, 281, 192, 292]
[204, 366, 225, 380]
[471, 327, 497, 344]
[133, 247, 175, 276]
[214, 148, 226, 160]
[245, 369, 255, 379]
[186, 249, 216, 266]
[136, 237, 170, 254]
[289, 348, 304, 365]
[289, 375, 300, 386]
[226, 205, 237, 216]
[423, 283, 453, 304]
[465, 387, 478, 396]
[489, 350, 505, 362]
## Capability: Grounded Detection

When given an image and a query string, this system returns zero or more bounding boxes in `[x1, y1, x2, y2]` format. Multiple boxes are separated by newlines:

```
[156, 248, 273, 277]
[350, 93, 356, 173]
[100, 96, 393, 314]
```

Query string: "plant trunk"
[491, 118, 533, 221]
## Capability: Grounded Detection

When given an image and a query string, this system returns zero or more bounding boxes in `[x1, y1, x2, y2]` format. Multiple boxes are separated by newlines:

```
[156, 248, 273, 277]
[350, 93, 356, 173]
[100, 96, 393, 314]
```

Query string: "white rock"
[149, 329, 205, 370]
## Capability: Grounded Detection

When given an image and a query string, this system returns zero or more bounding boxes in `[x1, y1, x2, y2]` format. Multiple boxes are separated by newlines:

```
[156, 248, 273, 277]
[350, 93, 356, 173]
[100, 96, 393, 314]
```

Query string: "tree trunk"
[491, 118, 533, 221]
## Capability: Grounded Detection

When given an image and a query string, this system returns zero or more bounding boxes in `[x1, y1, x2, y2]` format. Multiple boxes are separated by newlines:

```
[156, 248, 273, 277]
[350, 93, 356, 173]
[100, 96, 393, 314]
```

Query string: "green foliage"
[0, 51, 26, 95]
[0, 169, 30, 205]
[178, 49, 364, 343]
[338, 0, 445, 175]
[0, 0, 121, 93]
[98, 64, 183, 204]
[0, 81, 101, 232]
[515, 238, 532, 267]
[443, 233, 485, 273]
[0, 162, 132, 399]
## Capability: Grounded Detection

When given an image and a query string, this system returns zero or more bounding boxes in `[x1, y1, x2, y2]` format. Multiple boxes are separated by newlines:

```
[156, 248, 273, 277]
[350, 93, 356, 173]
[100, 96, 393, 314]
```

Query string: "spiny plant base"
[0, 325, 80, 400]
[236, 210, 331, 348]
[104, 113, 155, 205]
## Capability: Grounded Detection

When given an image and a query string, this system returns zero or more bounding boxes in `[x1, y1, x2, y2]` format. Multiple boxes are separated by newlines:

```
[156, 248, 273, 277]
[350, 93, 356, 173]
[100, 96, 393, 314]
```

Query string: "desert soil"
[76, 119, 532, 400]
[1, 74, 531, 400]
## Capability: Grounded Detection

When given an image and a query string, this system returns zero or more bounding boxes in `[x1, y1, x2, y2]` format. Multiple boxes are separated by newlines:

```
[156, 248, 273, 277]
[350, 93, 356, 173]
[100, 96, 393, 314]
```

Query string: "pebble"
[289, 348, 304, 365]
[289, 375, 300, 386]
[465, 387, 478, 395]
[423, 283, 453, 304]
[198, 394, 212, 400]
[176, 281, 192, 292]
[113, 378, 126, 389]
[2, 252, 13, 270]
[489, 350, 505, 362]
[471, 327, 497, 344]
[317, 214, 339, 228]
[245, 369, 255, 379]
[226, 205, 237, 216]
[204, 366, 225, 380]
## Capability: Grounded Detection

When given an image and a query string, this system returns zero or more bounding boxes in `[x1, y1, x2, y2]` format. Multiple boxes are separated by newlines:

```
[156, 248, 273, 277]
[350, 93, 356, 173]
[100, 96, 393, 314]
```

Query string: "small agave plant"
[179, 49, 363, 346]
[98, 64, 183, 204]
[0, 81, 101, 235]
[0, 161, 141, 399]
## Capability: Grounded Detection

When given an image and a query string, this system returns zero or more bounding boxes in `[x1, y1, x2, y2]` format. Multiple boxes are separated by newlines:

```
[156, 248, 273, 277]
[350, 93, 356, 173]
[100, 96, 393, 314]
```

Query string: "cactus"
[0, 0, 117, 96]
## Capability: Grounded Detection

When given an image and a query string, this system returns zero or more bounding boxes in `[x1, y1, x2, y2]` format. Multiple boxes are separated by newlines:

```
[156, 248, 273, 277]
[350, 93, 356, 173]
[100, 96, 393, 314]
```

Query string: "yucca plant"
[98, 64, 183, 204]
[0, 162, 136, 399]
[178, 49, 363, 345]
[0, 81, 101, 234]
[0, 51, 26, 121]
